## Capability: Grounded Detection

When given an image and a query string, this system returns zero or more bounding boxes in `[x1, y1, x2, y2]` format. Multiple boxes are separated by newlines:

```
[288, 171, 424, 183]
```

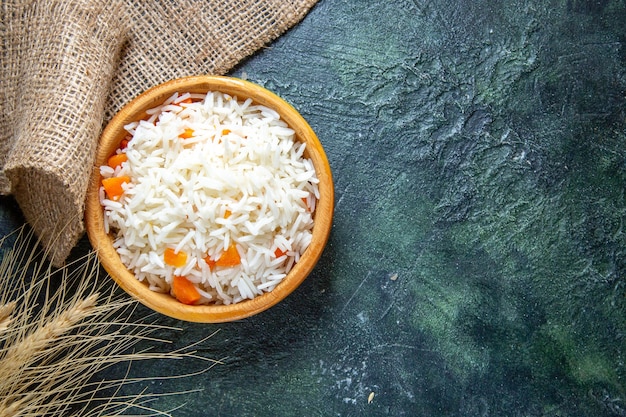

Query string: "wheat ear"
[0, 294, 98, 384]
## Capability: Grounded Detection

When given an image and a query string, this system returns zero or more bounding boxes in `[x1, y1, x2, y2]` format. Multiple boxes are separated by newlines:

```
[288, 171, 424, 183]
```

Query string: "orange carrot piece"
[204, 256, 217, 271]
[164, 247, 187, 267]
[274, 247, 286, 258]
[301, 197, 312, 212]
[102, 176, 130, 201]
[180, 98, 193, 104]
[221, 129, 231, 136]
[172, 276, 201, 305]
[107, 153, 128, 168]
[179, 128, 194, 139]
[216, 244, 241, 267]
[120, 138, 129, 149]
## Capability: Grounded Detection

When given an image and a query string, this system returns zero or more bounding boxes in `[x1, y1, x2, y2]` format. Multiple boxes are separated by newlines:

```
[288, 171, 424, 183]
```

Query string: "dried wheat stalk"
[0, 227, 218, 416]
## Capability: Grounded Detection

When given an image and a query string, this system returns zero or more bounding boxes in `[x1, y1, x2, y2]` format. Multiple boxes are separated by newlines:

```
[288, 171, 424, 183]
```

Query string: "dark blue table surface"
[2, 1, 626, 416]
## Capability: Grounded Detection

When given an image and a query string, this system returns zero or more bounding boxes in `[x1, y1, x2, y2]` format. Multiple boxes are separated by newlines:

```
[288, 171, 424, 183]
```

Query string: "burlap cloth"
[0, 0, 318, 266]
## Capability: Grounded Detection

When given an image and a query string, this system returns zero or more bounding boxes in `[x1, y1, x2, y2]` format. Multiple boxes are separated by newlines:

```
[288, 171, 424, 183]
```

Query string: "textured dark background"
[2, 0, 626, 415]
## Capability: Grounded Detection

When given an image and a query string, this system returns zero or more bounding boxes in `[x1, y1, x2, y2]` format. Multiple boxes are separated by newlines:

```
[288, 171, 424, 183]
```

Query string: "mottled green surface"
[2, 0, 626, 415]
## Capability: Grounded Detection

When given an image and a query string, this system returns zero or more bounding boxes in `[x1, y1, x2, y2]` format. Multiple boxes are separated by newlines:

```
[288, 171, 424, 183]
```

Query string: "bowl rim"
[85, 75, 334, 323]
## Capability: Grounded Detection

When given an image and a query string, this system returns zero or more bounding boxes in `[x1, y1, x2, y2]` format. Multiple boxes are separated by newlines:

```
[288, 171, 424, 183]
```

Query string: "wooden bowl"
[85, 75, 334, 323]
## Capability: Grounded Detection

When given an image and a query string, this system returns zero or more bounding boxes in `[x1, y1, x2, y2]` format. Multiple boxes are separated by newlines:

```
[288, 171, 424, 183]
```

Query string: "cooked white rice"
[99, 91, 319, 305]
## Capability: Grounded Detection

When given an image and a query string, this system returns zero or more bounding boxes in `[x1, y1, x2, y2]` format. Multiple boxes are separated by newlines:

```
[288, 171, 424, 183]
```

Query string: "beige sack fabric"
[0, 0, 318, 266]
